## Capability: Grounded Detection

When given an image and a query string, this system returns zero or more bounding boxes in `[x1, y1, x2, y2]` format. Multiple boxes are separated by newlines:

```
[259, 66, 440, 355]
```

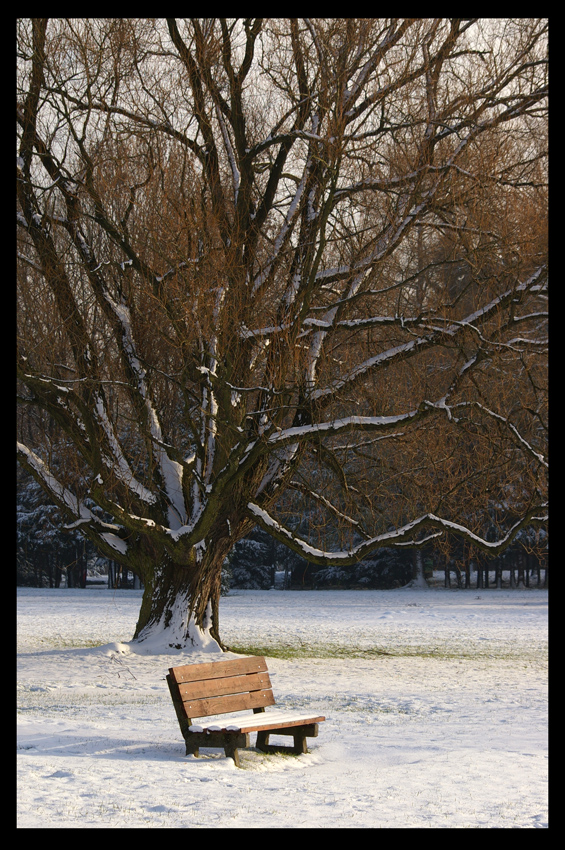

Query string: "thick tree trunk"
[132, 544, 229, 653]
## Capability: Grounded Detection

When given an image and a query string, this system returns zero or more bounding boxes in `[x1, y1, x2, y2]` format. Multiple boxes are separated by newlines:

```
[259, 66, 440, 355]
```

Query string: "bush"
[225, 536, 274, 589]
[314, 547, 413, 588]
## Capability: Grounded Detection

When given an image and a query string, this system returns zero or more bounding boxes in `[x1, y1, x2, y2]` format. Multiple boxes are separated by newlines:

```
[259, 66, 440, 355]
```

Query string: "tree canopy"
[17, 18, 548, 649]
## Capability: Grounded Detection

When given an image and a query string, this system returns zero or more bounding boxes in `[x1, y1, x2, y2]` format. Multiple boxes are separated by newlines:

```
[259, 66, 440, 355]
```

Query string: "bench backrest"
[168, 656, 276, 720]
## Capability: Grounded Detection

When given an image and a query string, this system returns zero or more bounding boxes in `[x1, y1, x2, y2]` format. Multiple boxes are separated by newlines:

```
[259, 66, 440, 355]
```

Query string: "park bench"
[167, 655, 325, 767]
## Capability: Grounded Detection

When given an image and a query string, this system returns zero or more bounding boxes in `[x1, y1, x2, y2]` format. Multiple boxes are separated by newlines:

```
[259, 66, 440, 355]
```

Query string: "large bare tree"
[17, 18, 548, 650]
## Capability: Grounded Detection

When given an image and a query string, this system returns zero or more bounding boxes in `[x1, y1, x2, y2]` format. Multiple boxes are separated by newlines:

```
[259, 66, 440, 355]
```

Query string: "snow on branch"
[311, 266, 547, 403]
[251, 169, 308, 298]
[247, 501, 547, 567]
[453, 401, 548, 468]
[267, 411, 418, 447]
[16, 441, 130, 557]
[94, 290, 188, 529]
[17, 441, 86, 520]
[93, 395, 158, 506]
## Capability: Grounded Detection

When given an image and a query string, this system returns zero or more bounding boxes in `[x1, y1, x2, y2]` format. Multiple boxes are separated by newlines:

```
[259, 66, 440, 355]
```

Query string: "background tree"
[17, 469, 90, 588]
[17, 18, 547, 650]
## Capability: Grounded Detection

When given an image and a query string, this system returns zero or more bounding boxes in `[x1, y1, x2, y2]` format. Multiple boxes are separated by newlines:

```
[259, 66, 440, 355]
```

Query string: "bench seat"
[188, 710, 326, 734]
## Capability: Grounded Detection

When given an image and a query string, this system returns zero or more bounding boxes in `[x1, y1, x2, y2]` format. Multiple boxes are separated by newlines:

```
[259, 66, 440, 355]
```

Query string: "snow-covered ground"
[17, 585, 548, 829]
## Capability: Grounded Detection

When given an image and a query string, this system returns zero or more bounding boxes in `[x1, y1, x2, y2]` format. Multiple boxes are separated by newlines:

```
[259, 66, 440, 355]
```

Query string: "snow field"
[17, 587, 548, 828]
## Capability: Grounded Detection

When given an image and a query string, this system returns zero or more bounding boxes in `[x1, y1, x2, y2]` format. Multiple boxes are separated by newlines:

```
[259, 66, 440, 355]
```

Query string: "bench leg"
[224, 741, 242, 768]
[256, 730, 308, 755]
[185, 741, 200, 758]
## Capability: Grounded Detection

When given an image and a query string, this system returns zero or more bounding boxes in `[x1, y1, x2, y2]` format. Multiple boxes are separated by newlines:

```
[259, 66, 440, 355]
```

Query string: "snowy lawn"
[17, 586, 548, 829]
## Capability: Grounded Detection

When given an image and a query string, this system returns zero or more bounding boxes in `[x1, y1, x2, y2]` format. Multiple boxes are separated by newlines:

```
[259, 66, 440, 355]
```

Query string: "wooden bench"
[166, 655, 325, 767]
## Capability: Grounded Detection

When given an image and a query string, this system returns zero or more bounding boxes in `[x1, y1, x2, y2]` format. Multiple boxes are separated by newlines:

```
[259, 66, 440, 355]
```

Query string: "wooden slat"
[177, 671, 272, 701]
[169, 656, 267, 684]
[183, 688, 276, 718]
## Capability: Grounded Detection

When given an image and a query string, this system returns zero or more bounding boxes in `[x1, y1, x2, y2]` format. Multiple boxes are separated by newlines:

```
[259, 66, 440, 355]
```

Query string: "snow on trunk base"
[133, 597, 222, 654]
[130, 627, 222, 654]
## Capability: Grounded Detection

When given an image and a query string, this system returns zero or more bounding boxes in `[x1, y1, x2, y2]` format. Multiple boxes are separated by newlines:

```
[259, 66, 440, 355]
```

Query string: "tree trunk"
[411, 550, 428, 588]
[132, 544, 229, 653]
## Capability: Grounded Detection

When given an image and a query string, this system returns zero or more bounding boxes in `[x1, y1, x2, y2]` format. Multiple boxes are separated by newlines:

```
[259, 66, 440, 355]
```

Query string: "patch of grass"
[19, 637, 109, 651]
[228, 642, 414, 659]
[227, 642, 547, 661]
[227, 642, 387, 660]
